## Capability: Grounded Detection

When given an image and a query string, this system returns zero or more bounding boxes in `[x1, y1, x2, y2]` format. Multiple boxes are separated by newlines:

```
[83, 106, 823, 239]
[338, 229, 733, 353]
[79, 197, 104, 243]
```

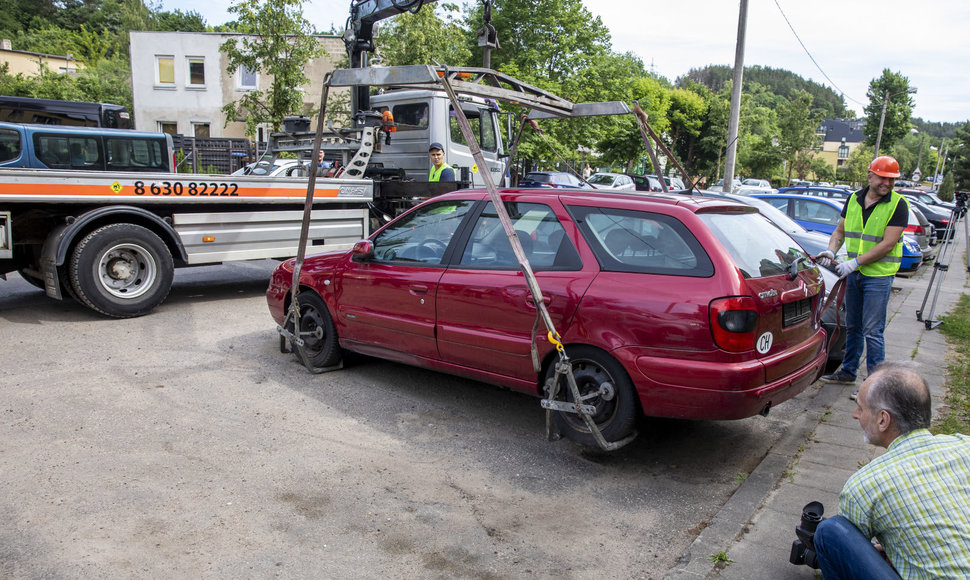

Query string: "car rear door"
[435, 198, 594, 382]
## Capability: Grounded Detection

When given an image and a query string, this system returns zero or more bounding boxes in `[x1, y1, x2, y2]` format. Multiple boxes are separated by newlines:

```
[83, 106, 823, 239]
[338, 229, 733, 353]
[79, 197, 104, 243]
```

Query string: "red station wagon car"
[267, 189, 829, 446]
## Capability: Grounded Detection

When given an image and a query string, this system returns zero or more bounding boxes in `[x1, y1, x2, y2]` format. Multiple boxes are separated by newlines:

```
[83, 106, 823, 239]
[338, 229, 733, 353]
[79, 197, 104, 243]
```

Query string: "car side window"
[762, 197, 789, 212]
[371, 200, 475, 265]
[0, 128, 22, 162]
[458, 202, 581, 270]
[569, 205, 713, 276]
[793, 199, 841, 226]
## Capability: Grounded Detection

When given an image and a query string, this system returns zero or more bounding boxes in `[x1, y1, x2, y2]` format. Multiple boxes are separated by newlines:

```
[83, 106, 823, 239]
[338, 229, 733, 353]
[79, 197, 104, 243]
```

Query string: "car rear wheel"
[546, 346, 638, 446]
[287, 291, 341, 369]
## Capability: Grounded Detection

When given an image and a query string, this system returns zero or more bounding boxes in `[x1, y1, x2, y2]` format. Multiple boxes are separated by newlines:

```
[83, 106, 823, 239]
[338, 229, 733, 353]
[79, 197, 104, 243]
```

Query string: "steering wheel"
[417, 238, 448, 261]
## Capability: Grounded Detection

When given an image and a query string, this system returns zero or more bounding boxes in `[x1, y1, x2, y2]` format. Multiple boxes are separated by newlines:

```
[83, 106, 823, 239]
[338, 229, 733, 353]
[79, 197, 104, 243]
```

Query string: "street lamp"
[872, 87, 917, 160]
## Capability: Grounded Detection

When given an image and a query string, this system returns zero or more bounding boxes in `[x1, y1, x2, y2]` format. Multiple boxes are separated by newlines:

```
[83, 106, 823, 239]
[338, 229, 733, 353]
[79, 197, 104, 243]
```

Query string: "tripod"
[916, 197, 969, 329]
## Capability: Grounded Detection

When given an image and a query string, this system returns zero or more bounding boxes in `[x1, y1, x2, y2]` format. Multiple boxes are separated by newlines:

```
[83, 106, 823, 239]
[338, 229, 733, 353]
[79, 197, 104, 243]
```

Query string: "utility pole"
[722, 0, 748, 193]
[932, 138, 946, 187]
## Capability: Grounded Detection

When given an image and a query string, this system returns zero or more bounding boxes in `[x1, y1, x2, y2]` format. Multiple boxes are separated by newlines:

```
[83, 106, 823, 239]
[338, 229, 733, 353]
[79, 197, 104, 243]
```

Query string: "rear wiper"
[788, 255, 808, 280]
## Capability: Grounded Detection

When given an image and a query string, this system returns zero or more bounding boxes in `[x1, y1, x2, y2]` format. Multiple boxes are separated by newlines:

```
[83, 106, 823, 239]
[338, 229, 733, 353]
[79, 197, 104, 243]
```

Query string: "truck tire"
[68, 223, 174, 318]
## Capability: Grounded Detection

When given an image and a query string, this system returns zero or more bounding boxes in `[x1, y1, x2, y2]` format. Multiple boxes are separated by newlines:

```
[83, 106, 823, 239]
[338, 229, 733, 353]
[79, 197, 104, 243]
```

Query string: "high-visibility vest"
[429, 163, 453, 182]
[844, 190, 909, 277]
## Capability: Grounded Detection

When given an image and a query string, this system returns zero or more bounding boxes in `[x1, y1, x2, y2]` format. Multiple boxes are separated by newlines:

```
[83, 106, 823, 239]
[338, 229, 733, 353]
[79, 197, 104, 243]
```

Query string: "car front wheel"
[287, 291, 341, 369]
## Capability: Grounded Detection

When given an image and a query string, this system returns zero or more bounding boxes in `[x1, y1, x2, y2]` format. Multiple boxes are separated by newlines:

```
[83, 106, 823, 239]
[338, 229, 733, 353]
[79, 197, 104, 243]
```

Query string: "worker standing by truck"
[428, 142, 455, 182]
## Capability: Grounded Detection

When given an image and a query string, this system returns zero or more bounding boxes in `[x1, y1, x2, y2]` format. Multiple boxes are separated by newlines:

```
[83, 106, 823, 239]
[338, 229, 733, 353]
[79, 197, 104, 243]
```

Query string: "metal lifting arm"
[343, 0, 438, 112]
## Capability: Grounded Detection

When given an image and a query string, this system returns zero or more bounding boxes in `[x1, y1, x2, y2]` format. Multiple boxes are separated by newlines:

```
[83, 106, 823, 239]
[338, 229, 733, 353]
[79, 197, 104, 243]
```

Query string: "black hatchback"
[518, 171, 587, 188]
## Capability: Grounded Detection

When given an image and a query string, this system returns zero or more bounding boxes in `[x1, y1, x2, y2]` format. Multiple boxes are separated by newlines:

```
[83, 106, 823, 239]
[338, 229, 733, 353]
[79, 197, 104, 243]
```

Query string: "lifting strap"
[438, 70, 635, 452]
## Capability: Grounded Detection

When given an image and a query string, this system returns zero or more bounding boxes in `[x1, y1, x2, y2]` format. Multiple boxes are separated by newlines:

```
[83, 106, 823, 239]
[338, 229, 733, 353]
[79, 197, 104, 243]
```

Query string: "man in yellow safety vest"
[816, 156, 910, 398]
[428, 142, 455, 182]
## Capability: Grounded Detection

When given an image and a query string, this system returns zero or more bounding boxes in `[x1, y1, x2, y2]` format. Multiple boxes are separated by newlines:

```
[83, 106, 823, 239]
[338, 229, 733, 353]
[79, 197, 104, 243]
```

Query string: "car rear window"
[700, 212, 811, 279]
[569, 205, 713, 276]
[524, 173, 552, 182]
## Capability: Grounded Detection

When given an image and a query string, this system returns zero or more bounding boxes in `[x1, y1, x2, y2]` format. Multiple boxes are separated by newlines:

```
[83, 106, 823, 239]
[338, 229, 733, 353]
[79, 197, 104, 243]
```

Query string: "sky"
[158, 0, 970, 124]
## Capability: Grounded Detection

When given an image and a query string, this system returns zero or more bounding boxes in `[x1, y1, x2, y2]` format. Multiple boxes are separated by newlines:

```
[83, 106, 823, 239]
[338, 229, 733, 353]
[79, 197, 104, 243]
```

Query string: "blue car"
[777, 186, 852, 200]
[754, 194, 922, 273]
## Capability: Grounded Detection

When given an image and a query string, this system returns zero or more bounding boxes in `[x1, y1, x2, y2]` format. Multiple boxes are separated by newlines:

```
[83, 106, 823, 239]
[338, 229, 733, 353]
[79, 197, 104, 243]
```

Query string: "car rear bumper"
[619, 344, 826, 421]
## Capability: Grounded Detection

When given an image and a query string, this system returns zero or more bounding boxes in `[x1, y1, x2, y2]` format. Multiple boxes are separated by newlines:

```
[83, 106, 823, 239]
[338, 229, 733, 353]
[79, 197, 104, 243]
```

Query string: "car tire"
[546, 346, 638, 446]
[68, 223, 174, 318]
[287, 291, 341, 369]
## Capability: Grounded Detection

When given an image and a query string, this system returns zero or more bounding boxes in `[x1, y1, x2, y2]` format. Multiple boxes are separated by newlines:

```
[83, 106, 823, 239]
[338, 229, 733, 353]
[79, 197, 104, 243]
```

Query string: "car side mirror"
[352, 239, 374, 261]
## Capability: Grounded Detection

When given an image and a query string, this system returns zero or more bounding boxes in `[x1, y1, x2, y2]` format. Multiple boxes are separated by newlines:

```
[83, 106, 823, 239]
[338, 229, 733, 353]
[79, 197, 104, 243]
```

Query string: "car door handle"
[526, 294, 551, 305]
[409, 284, 429, 295]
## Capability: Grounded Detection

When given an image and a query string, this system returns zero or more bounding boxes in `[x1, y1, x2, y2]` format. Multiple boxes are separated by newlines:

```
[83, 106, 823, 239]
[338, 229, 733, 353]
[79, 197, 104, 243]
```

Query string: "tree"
[221, 0, 322, 135]
[845, 145, 874, 184]
[776, 90, 816, 180]
[376, 3, 471, 67]
[862, 69, 915, 155]
[950, 122, 970, 191]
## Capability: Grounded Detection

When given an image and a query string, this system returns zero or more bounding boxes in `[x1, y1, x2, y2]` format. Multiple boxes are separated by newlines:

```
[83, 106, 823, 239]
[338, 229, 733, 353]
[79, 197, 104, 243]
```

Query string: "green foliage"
[845, 145, 874, 184]
[221, 0, 322, 135]
[950, 122, 970, 191]
[376, 3, 471, 67]
[862, 69, 915, 154]
[936, 294, 970, 435]
[776, 90, 817, 179]
[682, 64, 847, 118]
[939, 172, 956, 199]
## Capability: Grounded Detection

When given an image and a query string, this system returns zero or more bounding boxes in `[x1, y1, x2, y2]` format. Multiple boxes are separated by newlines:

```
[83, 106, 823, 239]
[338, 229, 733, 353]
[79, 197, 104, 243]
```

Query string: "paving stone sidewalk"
[665, 227, 969, 580]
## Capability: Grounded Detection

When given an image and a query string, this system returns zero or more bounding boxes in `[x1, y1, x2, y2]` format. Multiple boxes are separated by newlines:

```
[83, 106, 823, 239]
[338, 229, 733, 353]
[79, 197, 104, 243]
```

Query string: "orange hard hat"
[869, 156, 901, 178]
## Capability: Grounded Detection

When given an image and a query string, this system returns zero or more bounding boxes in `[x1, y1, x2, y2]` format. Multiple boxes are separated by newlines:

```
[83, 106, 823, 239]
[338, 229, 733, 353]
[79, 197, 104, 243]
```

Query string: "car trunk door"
[744, 270, 825, 382]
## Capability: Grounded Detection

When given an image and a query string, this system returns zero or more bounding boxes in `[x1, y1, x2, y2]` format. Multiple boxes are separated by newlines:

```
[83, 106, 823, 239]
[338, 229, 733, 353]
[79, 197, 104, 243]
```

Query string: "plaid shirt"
[840, 429, 970, 579]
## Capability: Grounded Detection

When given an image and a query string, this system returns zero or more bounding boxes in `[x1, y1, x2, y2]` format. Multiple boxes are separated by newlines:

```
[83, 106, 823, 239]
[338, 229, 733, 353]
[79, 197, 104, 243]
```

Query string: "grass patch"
[935, 294, 970, 434]
[708, 550, 734, 565]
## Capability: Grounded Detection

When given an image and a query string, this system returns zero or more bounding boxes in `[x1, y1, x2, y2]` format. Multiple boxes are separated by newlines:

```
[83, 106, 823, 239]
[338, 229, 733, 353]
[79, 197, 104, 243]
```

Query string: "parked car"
[778, 186, 852, 200]
[753, 194, 845, 235]
[625, 173, 664, 192]
[754, 193, 925, 273]
[710, 178, 742, 192]
[697, 191, 846, 368]
[906, 206, 936, 257]
[587, 172, 636, 190]
[908, 198, 954, 240]
[231, 158, 309, 177]
[645, 174, 686, 190]
[898, 188, 955, 212]
[267, 189, 830, 446]
[518, 171, 587, 189]
[736, 178, 776, 195]
[898, 235, 923, 273]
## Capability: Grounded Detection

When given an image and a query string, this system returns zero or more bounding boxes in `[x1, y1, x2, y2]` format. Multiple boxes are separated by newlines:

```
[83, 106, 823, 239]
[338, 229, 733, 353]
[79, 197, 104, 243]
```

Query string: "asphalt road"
[0, 261, 823, 578]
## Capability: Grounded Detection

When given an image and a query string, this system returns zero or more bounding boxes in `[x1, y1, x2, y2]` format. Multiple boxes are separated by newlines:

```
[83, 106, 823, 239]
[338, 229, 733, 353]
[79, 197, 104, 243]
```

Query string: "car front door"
[435, 200, 593, 383]
[334, 199, 476, 359]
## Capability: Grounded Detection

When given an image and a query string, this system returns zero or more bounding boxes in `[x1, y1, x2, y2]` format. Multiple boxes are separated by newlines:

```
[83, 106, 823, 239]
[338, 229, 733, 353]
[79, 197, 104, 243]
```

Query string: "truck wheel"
[68, 223, 174, 318]
[545, 346, 638, 446]
[286, 291, 341, 368]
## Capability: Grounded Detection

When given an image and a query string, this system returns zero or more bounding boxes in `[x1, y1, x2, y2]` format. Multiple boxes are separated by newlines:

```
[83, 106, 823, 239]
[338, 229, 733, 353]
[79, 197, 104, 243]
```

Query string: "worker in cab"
[428, 142, 455, 182]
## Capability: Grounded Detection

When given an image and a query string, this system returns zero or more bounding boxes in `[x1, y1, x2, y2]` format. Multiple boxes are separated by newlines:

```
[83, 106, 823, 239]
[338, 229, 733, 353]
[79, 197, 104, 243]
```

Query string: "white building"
[129, 31, 344, 141]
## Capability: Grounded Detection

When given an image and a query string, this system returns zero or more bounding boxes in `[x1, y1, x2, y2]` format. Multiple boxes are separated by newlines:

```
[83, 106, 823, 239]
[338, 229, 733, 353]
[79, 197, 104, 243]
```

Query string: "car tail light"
[905, 224, 924, 235]
[710, 296, 758, 352]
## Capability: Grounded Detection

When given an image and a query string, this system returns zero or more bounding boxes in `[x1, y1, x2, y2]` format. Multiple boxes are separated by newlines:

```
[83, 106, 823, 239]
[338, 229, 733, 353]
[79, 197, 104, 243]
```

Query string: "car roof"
[756, 193, 844, 206]
[436, 188, 755, 215]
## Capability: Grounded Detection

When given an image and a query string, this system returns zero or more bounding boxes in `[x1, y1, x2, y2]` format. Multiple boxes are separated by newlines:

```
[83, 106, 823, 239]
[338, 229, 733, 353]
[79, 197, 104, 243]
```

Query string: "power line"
[773, 0, 866, 108]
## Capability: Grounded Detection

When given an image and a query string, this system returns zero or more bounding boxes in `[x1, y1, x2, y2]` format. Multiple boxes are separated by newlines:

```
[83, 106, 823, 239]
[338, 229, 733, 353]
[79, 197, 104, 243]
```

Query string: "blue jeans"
[814, 515, 900, 579]
[840, 272, 893, 379]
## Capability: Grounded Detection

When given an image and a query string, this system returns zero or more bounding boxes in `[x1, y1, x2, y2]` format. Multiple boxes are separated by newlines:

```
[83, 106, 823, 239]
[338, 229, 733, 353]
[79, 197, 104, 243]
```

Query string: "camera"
[789, 501, 826, 568]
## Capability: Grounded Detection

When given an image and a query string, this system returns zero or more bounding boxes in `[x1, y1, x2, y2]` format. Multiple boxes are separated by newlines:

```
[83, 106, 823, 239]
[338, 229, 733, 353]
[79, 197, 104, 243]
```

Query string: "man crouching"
[814, 362, 970, 579]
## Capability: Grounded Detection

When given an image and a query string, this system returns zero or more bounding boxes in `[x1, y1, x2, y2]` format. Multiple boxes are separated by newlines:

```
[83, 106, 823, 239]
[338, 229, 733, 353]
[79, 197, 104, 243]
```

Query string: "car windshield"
[700, 211, 810, 279]
[587, 174, 616, 186]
